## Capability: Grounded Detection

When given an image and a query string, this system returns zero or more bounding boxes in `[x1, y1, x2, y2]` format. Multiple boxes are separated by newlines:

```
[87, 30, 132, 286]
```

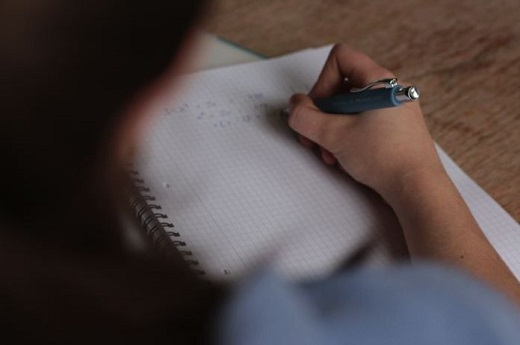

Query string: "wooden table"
[203, 0, 520, 222]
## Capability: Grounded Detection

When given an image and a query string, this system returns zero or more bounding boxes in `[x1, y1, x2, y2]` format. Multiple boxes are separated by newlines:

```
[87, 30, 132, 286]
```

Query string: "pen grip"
[313, 88, 399, 114]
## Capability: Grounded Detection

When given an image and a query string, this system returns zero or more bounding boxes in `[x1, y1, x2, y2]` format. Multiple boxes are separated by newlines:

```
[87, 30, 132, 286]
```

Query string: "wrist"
[378, 165, 452, 208]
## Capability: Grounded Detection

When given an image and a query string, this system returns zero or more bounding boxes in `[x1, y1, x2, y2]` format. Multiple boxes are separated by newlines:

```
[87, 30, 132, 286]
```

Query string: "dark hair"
[0, 1, 206, 246]
[0, 1, 224, 343]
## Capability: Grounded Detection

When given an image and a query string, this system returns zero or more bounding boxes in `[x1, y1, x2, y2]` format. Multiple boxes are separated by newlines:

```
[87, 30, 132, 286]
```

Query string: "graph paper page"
[137, 46, 520, 281]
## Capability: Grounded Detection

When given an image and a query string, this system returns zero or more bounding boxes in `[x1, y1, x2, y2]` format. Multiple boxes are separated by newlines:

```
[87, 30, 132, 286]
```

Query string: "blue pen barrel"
[313, 87, 400, 114]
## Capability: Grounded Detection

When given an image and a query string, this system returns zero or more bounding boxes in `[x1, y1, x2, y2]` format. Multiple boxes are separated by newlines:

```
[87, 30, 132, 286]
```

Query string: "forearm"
[384, 168, 520, 304]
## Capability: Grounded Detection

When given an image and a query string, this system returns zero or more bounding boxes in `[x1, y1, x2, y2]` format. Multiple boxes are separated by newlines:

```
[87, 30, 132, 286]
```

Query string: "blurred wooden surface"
[203, 0, 520, 222]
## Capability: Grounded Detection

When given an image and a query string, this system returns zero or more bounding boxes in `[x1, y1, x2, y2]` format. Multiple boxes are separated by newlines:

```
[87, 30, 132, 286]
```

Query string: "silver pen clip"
[350, 78, 398, 93]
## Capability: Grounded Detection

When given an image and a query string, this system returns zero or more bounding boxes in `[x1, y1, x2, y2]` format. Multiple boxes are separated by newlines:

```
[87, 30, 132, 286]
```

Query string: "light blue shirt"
[217, 263, 520, 345]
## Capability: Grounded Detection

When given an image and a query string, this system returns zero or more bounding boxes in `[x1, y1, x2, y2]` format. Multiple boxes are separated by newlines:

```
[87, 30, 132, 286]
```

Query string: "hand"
[288, 44, 444, 201]
[289, 45, 520, 304]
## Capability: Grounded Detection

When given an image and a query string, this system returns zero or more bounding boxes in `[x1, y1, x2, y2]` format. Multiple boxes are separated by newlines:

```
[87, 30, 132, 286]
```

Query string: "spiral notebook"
[131, 45, 520, 282]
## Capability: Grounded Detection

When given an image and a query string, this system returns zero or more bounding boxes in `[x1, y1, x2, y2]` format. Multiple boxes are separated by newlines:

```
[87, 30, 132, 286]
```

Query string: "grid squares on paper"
[136, 47, 520, 282]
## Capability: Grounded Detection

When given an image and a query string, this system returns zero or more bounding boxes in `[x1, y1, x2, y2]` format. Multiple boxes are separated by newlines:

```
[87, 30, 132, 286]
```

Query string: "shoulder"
[216, 263, 520, 345]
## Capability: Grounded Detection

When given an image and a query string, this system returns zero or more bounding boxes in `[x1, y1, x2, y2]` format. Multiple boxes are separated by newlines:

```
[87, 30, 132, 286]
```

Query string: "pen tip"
[280, 107, 290, 117]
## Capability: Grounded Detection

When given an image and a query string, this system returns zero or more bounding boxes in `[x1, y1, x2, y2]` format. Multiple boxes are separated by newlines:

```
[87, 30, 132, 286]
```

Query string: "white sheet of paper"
[137, 46, 520, 281]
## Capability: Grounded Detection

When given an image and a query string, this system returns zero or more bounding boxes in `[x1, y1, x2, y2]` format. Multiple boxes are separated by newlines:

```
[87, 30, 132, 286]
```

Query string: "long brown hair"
[0, 1, 223, 343]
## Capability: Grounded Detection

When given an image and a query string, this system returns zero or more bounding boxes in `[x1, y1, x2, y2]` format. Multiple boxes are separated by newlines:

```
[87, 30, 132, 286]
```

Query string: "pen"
[313, 78, 420, 114]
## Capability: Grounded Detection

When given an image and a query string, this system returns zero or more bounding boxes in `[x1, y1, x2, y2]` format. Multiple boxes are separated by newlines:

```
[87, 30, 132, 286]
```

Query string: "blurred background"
[200, 0, 520, 221]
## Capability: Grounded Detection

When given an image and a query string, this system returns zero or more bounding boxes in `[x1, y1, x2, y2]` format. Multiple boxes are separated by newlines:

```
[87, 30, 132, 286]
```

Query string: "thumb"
[288, 93, 343, 146]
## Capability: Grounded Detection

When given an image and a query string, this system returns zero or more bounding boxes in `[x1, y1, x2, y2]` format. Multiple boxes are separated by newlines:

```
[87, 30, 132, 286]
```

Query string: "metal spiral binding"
[126, 166, 203, 274]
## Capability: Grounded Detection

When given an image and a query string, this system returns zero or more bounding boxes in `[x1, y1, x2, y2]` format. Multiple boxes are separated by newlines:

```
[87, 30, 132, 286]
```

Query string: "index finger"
[309, 44, 395, 98]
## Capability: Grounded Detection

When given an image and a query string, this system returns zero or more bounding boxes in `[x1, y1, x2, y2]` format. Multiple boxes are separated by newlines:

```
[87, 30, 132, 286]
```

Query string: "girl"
[1, 1, 519, 344]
